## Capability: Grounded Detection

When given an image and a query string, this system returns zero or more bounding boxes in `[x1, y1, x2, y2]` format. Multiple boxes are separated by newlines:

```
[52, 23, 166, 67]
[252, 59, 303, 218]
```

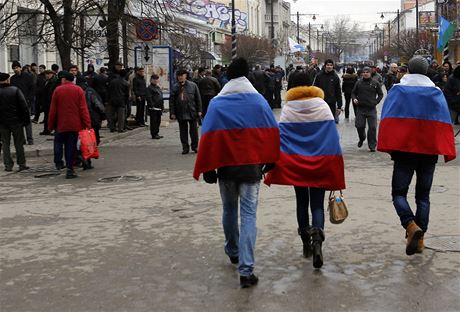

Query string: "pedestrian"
[32, 64, 47, 124]
[169, 69, 202, 154]
[351, 67, 384, 152]
[193, 57, 280, 288]
[264, 68, 275, 109]
[252, 65, 267, 95]
[442, 60, 453, 78]
[371, 66, 383, 84]
[40, 70, 59, 135]
[377, 56, 456, 256]
[342, 67, 358, 119]
[147, 74, 164, 139]
[51, 64, 59, 74]
[0, 72, 30, 172]
[443, 65, 460, 124]
[265, 70, 345, 269]
[83, 64, 96, 88]
[314, 59, 343, 123]
[385, 63, 399, 91]
[132, 67, 148, 127]
[273, 66, 284, 108]
[10, 61, 34, 145]
[93, 67, 108, 105]
[396, 65, 407, 83]
[107, 69, 129, 133]
[197, 69, 220, 117]
[48, 71, 91, 178]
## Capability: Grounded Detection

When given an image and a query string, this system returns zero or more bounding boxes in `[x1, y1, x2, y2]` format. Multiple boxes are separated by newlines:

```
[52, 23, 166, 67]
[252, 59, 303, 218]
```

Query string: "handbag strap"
[330, 190, 344, 199]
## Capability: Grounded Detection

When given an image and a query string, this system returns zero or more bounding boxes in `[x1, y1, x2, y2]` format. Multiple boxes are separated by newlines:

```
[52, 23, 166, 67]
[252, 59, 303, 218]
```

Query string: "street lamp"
[379, 10, 401, 55]
[291, 12, 318, 44]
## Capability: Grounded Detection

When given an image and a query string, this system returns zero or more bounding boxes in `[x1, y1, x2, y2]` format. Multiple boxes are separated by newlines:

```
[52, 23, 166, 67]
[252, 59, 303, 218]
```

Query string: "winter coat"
[169, 80, 202, 121]
[43, 77, 59, 111]
[217, 165, 264, 182]
[385, 71, 398, 91]
[444, 75, 460, 113]
[85, 87, 105, 129]
[10, 72, 34, 106]
[351, 78, 384, 109]
[314, 69, 343, 108]
[92, 73, 108, 103]
[48, 81, 91, 133]
[252, 70, 267, 94]
[198, 76, 220, 97]
[36, 72, 47, 109]
[0, 84, 30, 127]
[132, 75, 148, 98]
[147, 84, 164, 110]
[108, 74, 129, 108]
[342, 73, 358, 94]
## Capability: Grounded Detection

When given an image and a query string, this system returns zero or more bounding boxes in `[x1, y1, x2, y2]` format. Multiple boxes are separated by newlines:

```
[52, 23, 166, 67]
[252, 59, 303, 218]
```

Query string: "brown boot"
[415, 235, 425, 253]
[406, 221, 423, 256]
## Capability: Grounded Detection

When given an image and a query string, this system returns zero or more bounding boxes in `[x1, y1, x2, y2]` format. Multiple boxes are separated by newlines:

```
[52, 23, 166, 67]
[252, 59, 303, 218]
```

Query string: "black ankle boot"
[298, 227, 312, 258]
[310, 227, 325, 269]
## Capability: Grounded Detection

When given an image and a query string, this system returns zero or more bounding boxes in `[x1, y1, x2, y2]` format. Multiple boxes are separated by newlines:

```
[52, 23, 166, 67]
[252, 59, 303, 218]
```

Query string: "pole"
[416, 0, 419, 48]
[270, 0, 274, 47]
[231, 0, 237, 60]
[122, 16, 128, 67]
[308, 22, 311, 49]
[397, 9, 400, 55]
[297, 11, 300, 44]
[80, 14, 84, 69]
[322, 33, 324, 53]
[388, 20, 391, 48]
[317, 29, 319, 51]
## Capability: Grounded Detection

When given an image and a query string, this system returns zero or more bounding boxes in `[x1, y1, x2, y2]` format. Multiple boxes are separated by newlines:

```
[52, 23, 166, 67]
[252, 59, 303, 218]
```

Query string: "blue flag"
[437, 16, 456, 51]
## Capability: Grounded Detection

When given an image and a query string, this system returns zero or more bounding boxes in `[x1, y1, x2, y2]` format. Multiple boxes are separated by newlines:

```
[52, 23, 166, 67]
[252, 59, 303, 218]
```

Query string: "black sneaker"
[357, 140, 363, 148]
[229, 256, 239, 264]
[369, 148, 376, 152]
[4, 167, 13, 172]
[182, 150, 189, 155]
[240, 274, 259, 288]
[18, 165, 30, 171]
[65, 169, 77, 179]
[55, 163, 65, 170]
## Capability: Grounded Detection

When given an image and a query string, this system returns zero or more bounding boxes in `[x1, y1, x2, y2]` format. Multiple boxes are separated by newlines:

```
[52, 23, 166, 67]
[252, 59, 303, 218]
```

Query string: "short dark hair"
[51, 64, 59, 71]
[227, 57, 249, 80]
[151, 74, 159, 80]
[39, 64, 46, 69]
[198, 67, 206, 74]
[287, 70, 311, 90]
[176, 69, 188, 77]
[324, 59, 334, 65]
[31, 63, 37, 67]
[68, 64, 78, 71]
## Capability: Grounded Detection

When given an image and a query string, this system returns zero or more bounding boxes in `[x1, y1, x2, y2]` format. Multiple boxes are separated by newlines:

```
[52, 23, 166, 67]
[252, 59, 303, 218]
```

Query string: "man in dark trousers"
[107, 70, 129, 133]
[314, 59, 343, 123]
[133, 67, 148, 126]
[0, 72, 30, 172]
[147, 74, 164, 139]
[351, 67, 383, 152]
[10, 61, 34, 144]
[197, 69, 220, 117]
[48, 71, 91, 178]
[170, 69, 202, 154]
[40, 70, 59, 135]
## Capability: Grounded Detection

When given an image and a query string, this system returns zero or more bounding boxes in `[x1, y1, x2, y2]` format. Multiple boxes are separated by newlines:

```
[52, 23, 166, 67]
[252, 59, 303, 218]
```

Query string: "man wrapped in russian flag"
[193, 58, 280, 288]
[264, 70, 345, 269]
[377, 56, 456, 256]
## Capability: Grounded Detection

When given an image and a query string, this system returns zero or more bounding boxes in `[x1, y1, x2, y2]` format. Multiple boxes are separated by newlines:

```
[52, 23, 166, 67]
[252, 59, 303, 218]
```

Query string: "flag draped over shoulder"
[193, 77, 280, 180]
[377, 74, 456, 162]
[264, 86, 345, 190]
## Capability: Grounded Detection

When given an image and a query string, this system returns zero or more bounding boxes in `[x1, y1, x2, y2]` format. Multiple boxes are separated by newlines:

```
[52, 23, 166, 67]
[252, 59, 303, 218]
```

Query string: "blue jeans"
[218, 179, 260, 276]
[392, 160, 436, 232]
[294, 187, 326, 229]
[54, 131, 78, 170]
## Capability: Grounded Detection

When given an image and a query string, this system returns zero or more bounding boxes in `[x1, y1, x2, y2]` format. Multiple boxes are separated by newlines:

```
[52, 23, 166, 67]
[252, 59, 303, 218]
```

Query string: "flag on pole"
[437, 16, 456, 51]
[288, 38, 305, 53]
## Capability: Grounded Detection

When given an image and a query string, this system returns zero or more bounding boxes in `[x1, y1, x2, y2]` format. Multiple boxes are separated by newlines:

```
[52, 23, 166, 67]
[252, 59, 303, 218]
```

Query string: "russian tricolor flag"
[265, 91, 345, 190]
[377, 74, 456, 162]
[193, 77, 280, 180]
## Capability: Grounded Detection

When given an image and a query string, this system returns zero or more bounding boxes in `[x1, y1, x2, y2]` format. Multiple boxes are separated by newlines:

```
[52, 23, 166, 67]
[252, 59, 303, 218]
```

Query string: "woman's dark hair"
[442, 60, 453, 72]
[346, 67, 355, 74]
[287, 70, 312, 90]
[227, 57, 249, 80]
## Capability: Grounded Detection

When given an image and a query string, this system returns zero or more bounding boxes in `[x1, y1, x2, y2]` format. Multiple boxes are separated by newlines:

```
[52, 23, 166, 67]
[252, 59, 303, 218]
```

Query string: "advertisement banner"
[419, 11, 436, 27]
[148, 46, 173, 100]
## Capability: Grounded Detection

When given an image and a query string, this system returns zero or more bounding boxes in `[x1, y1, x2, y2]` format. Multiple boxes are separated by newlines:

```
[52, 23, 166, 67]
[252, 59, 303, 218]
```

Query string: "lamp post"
[291, 11, 318, 44]
[415, 0, 419, 48]
[380, 10, 400, 56]
[231, 0, 237, 60]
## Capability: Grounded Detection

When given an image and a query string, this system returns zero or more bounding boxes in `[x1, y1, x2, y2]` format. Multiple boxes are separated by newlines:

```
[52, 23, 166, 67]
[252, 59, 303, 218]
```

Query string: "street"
[1, 111, 459, 312]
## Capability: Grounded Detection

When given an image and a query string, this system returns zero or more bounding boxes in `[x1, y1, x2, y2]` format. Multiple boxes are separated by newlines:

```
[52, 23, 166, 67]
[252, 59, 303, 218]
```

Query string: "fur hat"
[408, 56, 429, 75]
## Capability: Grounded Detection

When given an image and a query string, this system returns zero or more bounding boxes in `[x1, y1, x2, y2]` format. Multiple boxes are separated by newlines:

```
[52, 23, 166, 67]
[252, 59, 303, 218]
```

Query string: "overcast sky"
[287, 0, 401, 31]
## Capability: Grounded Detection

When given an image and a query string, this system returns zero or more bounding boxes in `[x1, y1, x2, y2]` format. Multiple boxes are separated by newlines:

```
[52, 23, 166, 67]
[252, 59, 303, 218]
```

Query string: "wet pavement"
[1, 105, 460, 311]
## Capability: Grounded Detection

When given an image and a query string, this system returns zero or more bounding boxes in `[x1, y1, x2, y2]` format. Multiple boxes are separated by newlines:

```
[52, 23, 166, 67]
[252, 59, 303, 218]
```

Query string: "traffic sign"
[136, 18, 159, 41]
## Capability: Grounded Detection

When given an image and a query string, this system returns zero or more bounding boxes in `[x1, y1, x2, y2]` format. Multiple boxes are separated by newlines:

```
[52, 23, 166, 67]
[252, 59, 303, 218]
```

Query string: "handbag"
[328, 190, 348, 224]
[78, 129, 99, 160]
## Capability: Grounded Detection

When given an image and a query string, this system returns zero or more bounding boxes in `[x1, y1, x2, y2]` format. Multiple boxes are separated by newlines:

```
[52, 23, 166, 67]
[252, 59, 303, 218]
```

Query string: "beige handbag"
[328, 190, 348, 224]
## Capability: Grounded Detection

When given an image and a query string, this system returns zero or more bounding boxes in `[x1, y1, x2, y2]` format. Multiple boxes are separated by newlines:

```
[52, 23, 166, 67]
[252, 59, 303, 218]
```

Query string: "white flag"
[288, 38, 305, 53]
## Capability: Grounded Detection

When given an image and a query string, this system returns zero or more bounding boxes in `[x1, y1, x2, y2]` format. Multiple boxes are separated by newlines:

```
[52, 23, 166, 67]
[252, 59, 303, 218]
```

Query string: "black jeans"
[0, 124, 26, 169]
[294, 186, 326, 229]
[392, 160, 436, 232]
[178, 119, 199, 151]
[135, 98, 146, 125]
[344, 93, 356, 118]
[149, 109, 162, 137]
[53, 131, 78, 170]
[355, 108, 377, 149]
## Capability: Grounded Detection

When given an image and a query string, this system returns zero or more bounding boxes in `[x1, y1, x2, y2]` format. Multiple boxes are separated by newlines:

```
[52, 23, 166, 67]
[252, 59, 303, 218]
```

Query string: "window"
[8, 45, 19, 61]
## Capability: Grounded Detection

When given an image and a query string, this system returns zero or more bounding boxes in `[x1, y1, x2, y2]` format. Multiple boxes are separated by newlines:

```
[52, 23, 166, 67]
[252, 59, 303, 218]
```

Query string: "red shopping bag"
[79, 129, 99, 160]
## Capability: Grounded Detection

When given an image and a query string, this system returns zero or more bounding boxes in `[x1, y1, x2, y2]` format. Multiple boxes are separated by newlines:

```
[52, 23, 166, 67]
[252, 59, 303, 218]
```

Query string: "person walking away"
[314, 59, 343, 123]
[147, 74, 164, 139]
[273, 66, 285, 109]
[443, 66, 460, 124]
[32, 64, 47, 123]
[169, 69, 202, 154]
[252, 65, 267, 95]
[197, 69, 220, 117]
[93, 67, 109, 106]
[107, 70, 129, 133]
[193, 58, 280, 288]
[265, 70, 345, 269]
[264, 68, 275, 109]
[83, 64, 96, 88]
[0, 72, 30, 172]
[351, 67, 384, 152]
[10, 61, 34, 145]
[133, 67, 148, 127]
[385, 63, 399, 91]
[342, 67, 358, 119]
[377, 56, 456, 256]
[48, 71, 91, 178]
[40, 70, 59, 135]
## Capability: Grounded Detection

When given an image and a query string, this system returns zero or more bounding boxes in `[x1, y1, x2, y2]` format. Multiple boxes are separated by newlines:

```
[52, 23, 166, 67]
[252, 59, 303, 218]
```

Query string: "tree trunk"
[106, 0, 127, 70]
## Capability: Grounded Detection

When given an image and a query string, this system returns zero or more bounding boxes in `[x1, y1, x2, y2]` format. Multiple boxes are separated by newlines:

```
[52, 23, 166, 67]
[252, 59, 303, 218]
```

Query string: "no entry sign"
[136, 18, 159, 41]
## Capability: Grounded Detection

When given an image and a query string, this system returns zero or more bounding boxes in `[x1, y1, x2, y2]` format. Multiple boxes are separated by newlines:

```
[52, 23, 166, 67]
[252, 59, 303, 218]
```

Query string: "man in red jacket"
[48, 71, 91, 179]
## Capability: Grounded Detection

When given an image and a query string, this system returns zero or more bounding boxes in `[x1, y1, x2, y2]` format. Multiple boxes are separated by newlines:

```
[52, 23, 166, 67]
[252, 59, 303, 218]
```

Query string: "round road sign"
[136, 18, 159, 41]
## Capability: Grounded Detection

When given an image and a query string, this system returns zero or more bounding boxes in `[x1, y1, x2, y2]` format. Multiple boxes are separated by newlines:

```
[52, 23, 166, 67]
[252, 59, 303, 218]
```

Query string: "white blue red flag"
[193, 77, 280, 180]
[264, 87, 345, 190]
[377, 74, 456, 162]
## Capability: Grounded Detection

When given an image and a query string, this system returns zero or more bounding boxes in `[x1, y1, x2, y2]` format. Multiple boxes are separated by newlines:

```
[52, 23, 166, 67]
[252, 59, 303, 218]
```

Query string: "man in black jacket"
[0, 72, 30, 171]
[351, 67, 384, 152]
[147, 74, 164, 139]
[197, 69, 220, 117]
[170, 69, 202, 154]
[40, 70, 59, 135]
[133, 67, 148, 126]
[107, 70, 129, 133]
[314, 59, 343, 123]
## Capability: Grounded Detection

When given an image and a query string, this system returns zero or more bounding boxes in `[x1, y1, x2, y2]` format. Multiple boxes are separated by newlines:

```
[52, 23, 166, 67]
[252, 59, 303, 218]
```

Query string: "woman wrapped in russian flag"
[377, 56, 456, 256]
[265, 70, 346, 269]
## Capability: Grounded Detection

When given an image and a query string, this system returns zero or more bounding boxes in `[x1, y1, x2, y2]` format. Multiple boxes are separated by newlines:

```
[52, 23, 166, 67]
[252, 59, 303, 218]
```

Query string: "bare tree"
[221, 34, 276, 67]
[389, 29, 431, 63]
[323, 16, 360, 61]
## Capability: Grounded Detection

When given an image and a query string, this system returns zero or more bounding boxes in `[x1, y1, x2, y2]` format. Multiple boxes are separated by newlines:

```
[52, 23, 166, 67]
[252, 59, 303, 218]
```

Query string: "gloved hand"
[203, 170, 217, 184]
